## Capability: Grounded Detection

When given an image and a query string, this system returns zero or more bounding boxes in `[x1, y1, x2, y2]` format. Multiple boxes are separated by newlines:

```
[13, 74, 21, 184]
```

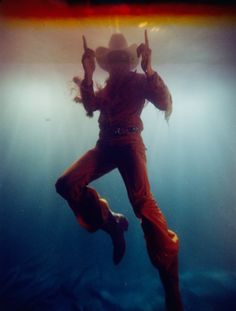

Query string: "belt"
[101, 126, 141, 137]
[113, 126, 140, 136]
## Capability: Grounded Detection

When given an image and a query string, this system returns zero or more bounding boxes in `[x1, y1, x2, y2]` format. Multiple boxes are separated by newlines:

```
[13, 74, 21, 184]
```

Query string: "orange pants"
[55, 136, 179, 270]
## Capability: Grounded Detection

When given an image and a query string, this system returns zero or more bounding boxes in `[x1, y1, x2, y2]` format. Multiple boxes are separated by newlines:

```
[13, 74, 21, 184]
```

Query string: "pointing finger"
[145, 29, 149, 48]
[82, 35, 88, 51]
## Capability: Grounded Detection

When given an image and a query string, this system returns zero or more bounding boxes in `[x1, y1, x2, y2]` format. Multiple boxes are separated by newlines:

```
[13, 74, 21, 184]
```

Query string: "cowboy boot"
[158, 255, 184, 311]
[100, 210, 129, 265]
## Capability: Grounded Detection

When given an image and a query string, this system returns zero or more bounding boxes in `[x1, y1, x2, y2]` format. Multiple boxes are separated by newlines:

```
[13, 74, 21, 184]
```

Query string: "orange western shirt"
[79, 70, 172, 145]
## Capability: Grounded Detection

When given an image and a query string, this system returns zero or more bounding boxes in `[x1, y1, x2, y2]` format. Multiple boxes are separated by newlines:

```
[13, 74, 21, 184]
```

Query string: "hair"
[72, 77, 104, 118]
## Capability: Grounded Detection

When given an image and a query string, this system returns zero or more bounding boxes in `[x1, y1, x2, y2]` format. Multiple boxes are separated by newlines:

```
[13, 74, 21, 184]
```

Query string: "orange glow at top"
[1, 1, 236, 19]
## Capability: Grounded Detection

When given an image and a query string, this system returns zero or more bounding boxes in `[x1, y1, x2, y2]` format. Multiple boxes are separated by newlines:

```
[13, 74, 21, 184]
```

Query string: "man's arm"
[137, 29, 173, 121]
[78, 35, 102, 116]
[79, 79, 102, 114]
[144, 71, 172, 114]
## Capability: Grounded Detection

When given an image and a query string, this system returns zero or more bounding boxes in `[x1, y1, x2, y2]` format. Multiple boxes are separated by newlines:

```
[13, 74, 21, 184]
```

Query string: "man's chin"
[109, 69, 130, 76]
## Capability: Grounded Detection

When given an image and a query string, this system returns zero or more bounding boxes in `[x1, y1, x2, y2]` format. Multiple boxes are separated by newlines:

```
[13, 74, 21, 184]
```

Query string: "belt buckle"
[114, 127, 139, 136]
[114, 127, 123, 136]
[128, 127, 139, 133]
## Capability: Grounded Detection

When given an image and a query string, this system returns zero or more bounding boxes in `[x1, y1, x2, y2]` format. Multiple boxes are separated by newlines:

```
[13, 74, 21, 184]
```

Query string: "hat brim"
[95, 44, 139, 71]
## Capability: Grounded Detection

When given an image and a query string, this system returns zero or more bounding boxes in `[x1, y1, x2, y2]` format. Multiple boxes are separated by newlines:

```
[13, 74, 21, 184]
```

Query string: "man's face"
[107, 50, 131, 75]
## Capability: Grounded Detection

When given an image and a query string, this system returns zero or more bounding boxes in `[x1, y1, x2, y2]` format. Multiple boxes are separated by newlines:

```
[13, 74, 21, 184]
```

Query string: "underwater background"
[1, 1, 236, 310]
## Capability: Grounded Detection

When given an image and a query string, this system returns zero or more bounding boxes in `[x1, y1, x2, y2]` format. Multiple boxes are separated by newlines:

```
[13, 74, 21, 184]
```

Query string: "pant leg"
[117, 141, 179, 271]
[55, 145, 117, 232]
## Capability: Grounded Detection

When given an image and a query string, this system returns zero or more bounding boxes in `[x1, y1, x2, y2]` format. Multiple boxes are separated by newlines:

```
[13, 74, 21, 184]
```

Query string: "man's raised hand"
[137, 29, 154, 75]
[81, 35, 96, 83]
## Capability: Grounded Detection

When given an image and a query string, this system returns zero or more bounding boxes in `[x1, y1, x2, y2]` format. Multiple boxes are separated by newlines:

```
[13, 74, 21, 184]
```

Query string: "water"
[0, 21, 236, 310]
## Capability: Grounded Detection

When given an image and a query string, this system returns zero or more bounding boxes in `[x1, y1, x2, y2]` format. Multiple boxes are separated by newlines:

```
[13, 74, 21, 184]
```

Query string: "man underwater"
[55, 30, 184, 311]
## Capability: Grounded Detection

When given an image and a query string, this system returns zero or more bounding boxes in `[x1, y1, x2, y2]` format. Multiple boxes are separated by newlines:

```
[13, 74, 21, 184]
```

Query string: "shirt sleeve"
[143, 71, 172, 115]
[80, 79, 103, 115]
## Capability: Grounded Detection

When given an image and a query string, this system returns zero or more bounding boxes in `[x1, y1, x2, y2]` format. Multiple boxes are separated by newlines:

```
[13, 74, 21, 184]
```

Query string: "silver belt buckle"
[114, 127, 122, 135]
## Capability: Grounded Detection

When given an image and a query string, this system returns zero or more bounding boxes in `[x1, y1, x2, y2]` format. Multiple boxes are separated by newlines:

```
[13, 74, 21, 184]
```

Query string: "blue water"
[1, 24, 236, 310]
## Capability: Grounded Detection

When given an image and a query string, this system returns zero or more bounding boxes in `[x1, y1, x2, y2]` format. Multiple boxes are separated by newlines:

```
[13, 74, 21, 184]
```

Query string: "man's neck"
[109, 70, 131, 81]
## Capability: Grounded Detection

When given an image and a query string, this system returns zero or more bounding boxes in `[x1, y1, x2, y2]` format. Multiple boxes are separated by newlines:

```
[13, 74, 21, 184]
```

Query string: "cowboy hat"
[95, 33, 139, 71]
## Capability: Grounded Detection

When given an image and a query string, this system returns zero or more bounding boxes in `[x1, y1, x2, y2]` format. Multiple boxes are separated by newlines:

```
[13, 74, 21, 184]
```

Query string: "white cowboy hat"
[95, 33, 139, 71]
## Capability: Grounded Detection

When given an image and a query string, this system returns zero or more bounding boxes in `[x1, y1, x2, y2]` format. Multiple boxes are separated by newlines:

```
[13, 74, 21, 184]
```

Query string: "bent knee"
[55, 175, 86, 201]
[55, 176, 70, 198]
